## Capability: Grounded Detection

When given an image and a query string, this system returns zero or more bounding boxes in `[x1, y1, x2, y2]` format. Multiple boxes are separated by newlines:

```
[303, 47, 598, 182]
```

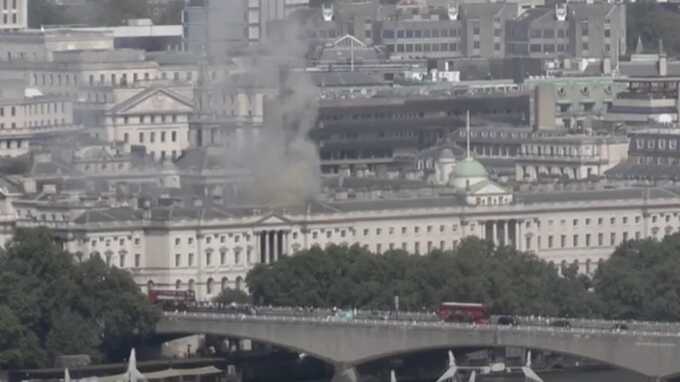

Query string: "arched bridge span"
[156, 312, 680, 380]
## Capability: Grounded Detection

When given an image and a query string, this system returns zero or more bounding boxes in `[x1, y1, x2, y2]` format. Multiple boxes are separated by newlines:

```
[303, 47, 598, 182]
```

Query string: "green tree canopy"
[247, 238, 597, 317]
[0, 228, 159, 369]
[593, 234, 680, 321]
[212, 287, 251, 305]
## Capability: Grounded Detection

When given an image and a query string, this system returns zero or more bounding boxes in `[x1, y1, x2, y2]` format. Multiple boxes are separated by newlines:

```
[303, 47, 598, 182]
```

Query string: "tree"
[0, 228, 159, 369]
[593, 235, 680, 321]
[212, 288, 251, 305]
[0, 306, 45, 369]
[246, 239, 596, 317]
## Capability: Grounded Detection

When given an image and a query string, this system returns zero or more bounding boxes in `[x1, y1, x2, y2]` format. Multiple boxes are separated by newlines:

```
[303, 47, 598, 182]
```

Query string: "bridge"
[157, 311, 680, 382]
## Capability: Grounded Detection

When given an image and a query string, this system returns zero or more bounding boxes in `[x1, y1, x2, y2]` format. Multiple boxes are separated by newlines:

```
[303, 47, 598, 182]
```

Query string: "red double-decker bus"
[148, 289, 196, 309]
[437, 302, 490, 324]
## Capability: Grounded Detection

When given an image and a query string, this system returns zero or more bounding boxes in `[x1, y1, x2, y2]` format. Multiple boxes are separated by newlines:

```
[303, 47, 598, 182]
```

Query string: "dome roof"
[453, 158, 488, 179]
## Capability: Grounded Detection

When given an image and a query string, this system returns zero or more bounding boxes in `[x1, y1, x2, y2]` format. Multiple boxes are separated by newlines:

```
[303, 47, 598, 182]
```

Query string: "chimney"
[533, 84, 556, 131]
[602, 58, 611, 75]
[659, 55, 668, 77]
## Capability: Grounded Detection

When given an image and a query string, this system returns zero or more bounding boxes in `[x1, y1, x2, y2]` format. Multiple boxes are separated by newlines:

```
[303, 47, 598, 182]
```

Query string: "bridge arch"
[156, 314, 680, 379]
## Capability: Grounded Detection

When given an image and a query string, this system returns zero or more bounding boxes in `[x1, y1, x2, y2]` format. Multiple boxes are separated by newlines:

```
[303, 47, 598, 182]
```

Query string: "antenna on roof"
[466, 110, 471, 160]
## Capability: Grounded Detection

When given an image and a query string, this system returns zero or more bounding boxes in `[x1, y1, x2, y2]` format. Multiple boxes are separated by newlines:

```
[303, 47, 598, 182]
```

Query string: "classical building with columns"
[9, 156, 680, 301]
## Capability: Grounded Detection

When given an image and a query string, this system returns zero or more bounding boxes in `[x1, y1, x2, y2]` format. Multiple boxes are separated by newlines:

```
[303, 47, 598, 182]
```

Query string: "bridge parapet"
[157, 312, 680, 379]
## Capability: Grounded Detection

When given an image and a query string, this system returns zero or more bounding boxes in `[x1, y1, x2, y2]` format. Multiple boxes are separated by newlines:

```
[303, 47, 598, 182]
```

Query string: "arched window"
[175, 279, 182, 290]
[235, 276, 243, 291]
[188, 279, 195, 291]
[221, 277, 229, 291]
[206, 278, 214, 295]
[585, 259, 591, 274]
[234, 249, 241, 265]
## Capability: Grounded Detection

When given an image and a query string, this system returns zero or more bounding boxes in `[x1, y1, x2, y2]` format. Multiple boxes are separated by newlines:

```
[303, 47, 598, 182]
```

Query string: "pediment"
[470, 182, 509, 195]
[256, 214, 291, 226]
[112, 89, 194, 115]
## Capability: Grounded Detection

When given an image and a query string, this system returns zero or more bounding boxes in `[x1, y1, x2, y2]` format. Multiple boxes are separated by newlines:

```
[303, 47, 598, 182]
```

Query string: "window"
[610, 233, 616, 246]
[530, 44, 541, 53]
[544, 29, 555, 38]
[473, 41, 480, 49]
[548, 235, 554, 248]
[581, 21, 589, 35]
[220, 251, 226, 265]
[610, 217, 616, 224]
[134, 254, 141, 267]
[119, 254, 126, 268]
[139, 132, 144, 143]
[171, 131, 177, 142]
[573, 219, 578, 226]
[161, 131, 166, 142]
[582, 42, 589, 51]
[472, 22, 480, 35]
[188, 253, 194, 266]
[175, 254, 181, 267]
[573, 234, 579, 247]
[604, 29, 611, 38]
[560, 235, 566, 248]
[206, 252, 212, 266]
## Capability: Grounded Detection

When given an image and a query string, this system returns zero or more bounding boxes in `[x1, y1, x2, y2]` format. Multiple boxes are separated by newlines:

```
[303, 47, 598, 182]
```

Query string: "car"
[497, 316, 519, 326]
[550, 320, 571, 328]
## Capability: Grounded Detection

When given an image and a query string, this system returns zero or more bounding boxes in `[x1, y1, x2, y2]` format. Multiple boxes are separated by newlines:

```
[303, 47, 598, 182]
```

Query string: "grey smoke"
[224, 17, 322, 206]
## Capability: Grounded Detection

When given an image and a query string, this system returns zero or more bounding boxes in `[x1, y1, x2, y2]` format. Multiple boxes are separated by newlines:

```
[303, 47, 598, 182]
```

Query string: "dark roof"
[517, 187, 679, 203]
[310, 72, 387, 88]
[606, 161, 680, 180]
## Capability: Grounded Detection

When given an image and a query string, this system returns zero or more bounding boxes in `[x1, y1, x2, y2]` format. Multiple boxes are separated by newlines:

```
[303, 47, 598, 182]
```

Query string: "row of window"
[126, 130, 179, 145]
[197, 276, 245, 295]
[635, 137, 680, 151]
[388, 43, 460, 54]
[76, 252, 142, 269]
[1, 0, 18, 9]
[0, 139, 23, 149]
[174, 233, 251, 246]
[544, 214, 672, 227]
[87, 71, 194, 86]
[174, 250, 253, 268]
[91, 236, 142, 248]
[547, 231, 646, 249]
[310, 224, 459, 240]
[1, 12, 18, 25]
[383, 28, 462, 39]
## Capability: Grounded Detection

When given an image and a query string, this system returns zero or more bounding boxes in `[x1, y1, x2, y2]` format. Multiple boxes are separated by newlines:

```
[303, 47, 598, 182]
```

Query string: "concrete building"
[0, 29, 115, 62]
[45, 20, 184, 52]
[0, 80, 77, 157]
[183, 0, 248, 59]
[506, 3, 626, 61]
[9, 156, 680, 299]
[607, 128, 680, 181]
[379, 3, 518, 59]
[515, 134, 629, 182]
[312, 88, 532, 175]
[0, 0, 27, 31]
[104, 85, 194, 161]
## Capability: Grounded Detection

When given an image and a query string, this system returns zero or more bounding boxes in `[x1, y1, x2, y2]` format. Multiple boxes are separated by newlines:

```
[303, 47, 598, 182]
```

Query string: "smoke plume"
[225, 16, 322, 206]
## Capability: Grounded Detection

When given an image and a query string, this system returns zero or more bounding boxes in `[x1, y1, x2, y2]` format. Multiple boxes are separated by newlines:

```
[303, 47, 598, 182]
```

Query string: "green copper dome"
[453, 158, 488, 178]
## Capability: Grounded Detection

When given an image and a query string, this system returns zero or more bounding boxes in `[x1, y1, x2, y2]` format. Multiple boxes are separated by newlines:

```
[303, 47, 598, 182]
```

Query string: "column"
[283, 231, 289, 256]
[331, 365, 358, 382]
[492, 221, 498, 246]
[503, 220, 509, 247]
[275, 231, 282, 262]
[516, 220, 523, 251]
[255, 232, 262, 264]
[269, 232, 275, 264]
[263, 231, 269, 264]
[478, 221, 485, 240]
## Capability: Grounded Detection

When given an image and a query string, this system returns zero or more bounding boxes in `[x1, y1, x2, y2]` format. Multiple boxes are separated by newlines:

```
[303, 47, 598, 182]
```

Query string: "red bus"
[148, 289, 196, 309]
[437, 302, 490, 324]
